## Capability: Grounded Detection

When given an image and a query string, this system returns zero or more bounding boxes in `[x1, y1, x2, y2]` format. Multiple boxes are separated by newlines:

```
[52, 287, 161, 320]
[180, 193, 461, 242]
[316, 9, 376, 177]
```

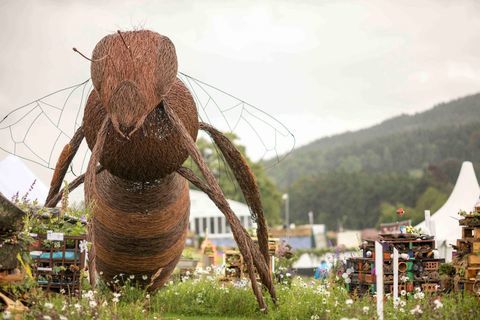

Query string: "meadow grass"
[7, 272, 479, 320]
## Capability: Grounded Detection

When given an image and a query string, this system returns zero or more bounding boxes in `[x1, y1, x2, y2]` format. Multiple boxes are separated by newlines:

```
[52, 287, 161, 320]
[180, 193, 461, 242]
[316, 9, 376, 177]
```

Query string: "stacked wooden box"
[223, 238, 278, 281]
[346, 234, 444, 296]
[453, 214, 480, 294]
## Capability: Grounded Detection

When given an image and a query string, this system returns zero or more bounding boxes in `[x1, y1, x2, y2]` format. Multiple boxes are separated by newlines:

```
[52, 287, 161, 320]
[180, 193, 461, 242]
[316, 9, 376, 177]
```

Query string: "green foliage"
[267, 93, 480, 187]
[10, 276, 480, 320]
[187, 133, 282, 225]
[287, 171, 428, 230]
[265, 93, 480, 230]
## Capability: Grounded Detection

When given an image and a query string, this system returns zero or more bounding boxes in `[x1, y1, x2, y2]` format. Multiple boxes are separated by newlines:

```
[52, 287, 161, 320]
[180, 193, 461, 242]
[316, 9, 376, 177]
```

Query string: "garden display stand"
[346, 233, 444, 296]
[452, 210, 480, 295]
[223, 238, 278, 281]
[30, 233, 86, 295]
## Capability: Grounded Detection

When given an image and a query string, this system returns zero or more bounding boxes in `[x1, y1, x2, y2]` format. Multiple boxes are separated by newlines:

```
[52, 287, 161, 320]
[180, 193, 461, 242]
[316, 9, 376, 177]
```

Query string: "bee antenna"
[117, 30, 134, 60]
[72, 47, 107, 62]
[117, 30, 138, 79]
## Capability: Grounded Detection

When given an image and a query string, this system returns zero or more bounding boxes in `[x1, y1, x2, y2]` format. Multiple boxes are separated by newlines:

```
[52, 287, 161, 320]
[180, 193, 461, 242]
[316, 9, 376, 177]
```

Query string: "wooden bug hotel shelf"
[29, 233, 86, 295]
[346, 233, 444, 296]
[452, 207, 480, 295]
[223, 238, 278, 281]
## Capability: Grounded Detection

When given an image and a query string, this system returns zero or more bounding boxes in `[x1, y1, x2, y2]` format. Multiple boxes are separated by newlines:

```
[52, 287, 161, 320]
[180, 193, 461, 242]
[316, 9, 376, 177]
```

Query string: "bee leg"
[199, 122, 276, 302]
[45, 126, 85, 207]
[147, 253, 182, 292]
[84, 118, 110, 288]
[45, 166, 104, 207]
[178, 167, 269, 311]
[166, 104, 269, 310]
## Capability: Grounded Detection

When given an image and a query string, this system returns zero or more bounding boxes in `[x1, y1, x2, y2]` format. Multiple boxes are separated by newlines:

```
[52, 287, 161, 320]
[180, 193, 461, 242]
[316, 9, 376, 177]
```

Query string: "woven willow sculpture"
[44, 30, 276, 310]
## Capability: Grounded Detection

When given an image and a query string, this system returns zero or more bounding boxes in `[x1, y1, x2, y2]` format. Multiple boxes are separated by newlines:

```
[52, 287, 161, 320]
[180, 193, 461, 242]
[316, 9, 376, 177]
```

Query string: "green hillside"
[267, 92, 480, 187]
[264, 93, 480, 230]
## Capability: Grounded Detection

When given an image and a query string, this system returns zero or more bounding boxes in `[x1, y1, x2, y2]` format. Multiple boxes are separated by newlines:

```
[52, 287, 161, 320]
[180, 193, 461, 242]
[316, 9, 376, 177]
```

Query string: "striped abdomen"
[87, 170, 189, 287]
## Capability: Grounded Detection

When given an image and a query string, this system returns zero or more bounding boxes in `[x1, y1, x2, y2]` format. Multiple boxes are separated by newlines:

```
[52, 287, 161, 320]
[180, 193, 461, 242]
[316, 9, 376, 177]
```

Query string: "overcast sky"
[1, 0, 480, 185]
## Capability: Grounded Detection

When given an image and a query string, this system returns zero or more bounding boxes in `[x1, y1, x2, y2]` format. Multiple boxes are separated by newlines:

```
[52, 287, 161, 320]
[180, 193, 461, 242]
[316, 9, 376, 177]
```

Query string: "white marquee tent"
[0, 155, 48, 202]
[417, 161, 480, 262]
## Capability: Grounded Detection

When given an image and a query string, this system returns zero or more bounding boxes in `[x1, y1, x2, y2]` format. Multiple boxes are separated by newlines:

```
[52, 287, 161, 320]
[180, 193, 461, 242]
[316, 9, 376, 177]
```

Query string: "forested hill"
[267, 92, 480, 188]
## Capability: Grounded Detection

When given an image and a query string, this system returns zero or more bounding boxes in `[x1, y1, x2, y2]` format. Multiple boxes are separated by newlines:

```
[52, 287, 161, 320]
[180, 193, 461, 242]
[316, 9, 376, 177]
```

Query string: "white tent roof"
[0, 155, 48, 202]
[189, 189, 250, 218]
[417, 161, 480, 255]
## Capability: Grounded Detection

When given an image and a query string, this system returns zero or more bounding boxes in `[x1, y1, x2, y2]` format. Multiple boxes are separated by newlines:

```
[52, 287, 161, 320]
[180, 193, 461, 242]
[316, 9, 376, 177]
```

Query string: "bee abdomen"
[87, 170, 190, 285]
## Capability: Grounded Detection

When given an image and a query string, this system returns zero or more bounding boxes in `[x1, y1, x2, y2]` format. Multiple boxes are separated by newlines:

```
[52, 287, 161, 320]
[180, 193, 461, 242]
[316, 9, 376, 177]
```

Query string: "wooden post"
[375, 241, 384, 320]
[393, 247, 399, 304]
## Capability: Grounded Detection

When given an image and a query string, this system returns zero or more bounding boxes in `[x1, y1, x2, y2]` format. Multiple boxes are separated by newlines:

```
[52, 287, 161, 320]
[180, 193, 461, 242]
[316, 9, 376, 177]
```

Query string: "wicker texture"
[46, 29, 275, 310]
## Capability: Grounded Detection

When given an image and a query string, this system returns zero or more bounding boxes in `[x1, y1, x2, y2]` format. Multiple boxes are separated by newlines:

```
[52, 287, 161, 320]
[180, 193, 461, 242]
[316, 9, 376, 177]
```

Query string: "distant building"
[336, 230, 362, 249]
[189, 189, 252, 247]
[269, 224, 327, 250]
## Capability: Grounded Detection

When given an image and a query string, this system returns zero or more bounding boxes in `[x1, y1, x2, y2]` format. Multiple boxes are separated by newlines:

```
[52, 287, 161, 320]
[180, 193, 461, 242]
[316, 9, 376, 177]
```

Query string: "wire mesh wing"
[179, 73, 295, 164]
[0, 79, 93, 176]
[0, 74, 295, 176]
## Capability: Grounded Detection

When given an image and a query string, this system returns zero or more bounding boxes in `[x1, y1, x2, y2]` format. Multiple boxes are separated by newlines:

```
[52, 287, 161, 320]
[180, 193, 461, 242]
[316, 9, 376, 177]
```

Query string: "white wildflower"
[79, 240, 88, 253]
[345, 298, 353, 305]
[433, 299, 443, 309]
[410, 305, 423, 315]
[102, 301, 108, 307]
[415, 287, 421, 293]
[112, 297, 119, 303]
[44, 302, 54, 309]
[129, 274, 135, 280]
[311, 315, 320, 320]
[400, 289, 406, 296]
[142, 275, 148, 280]
[89, 300, 97, 308]
[414, 292, 425, 300]
[74, 303, 81, 311]
[363, 306, 369, 314]
[83, 290, 94, 300]
[59, 288, 66, 294]
[286, 272, 291, 277]
[2, 311, 12, 320]
[43, 316, 52, 320]
[59, 316, 68, 320]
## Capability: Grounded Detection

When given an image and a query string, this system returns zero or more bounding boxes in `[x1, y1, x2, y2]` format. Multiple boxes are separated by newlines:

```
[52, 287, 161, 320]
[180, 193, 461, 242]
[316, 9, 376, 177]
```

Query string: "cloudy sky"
[1, 0, 480, 185]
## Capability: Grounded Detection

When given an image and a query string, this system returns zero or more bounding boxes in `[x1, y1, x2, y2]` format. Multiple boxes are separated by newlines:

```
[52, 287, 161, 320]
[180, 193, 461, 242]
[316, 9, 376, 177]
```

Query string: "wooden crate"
[473, 242, 480, 253]
[364, 273, 374, 283]
[463, 227, 474, 239]
[467, 255, 480, 265]
[475, 227, 480, 239]
[466, 267, 480, 280]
